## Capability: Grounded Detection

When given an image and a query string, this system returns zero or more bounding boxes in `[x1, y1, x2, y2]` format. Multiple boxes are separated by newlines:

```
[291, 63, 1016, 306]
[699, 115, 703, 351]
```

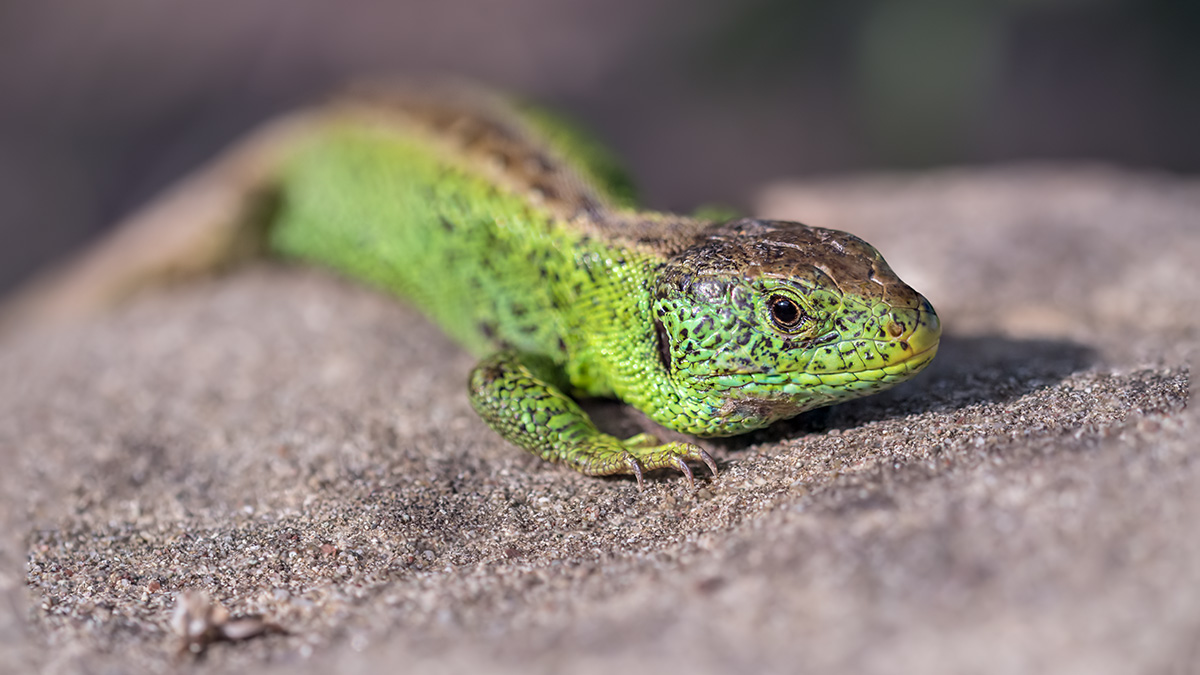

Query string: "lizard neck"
[554, 230, 695, 420]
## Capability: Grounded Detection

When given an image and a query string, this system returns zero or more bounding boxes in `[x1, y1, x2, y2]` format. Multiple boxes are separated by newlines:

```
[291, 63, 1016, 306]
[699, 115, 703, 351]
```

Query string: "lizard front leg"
[468, 351, 717, 488]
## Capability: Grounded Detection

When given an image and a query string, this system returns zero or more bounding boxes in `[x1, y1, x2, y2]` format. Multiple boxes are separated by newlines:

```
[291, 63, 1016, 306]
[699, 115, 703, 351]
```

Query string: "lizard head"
[649, 218, 940, 436]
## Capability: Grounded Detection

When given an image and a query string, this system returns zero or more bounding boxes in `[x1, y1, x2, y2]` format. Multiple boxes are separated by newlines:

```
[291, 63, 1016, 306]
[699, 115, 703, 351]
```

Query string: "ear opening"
[654, 318, 673, 375]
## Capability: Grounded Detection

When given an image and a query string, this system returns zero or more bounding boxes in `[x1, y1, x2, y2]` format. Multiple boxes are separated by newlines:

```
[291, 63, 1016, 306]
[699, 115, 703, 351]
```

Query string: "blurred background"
[1, 0, 1197, 295]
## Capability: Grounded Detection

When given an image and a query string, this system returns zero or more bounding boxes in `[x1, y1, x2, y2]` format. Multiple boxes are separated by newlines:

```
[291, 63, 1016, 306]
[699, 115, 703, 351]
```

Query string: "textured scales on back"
[1, 82, 940, 487]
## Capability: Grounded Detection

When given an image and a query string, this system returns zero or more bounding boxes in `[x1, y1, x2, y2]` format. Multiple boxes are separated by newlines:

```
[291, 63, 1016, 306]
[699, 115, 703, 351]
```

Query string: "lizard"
[1, 82, 941, 487]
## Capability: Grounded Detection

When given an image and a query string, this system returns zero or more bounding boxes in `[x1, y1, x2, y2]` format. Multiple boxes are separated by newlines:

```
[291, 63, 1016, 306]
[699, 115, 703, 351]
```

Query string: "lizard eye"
[768, 295, 806, 330]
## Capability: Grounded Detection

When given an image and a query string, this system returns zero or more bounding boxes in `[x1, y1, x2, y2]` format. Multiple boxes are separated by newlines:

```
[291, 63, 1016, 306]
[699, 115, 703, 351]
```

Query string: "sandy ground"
[0, 164, 1194, 674]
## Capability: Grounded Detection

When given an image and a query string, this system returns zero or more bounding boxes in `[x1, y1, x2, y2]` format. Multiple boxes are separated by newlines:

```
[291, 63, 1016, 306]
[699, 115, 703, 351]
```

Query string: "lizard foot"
[467, 351, 717, 489]
[572, 434, 718, 489]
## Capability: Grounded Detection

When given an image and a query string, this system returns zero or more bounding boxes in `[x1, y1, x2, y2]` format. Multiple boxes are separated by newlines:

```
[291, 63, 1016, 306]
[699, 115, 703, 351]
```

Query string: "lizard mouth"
[882, 336, 939, 374]
[822, 306, 941, 381]
[830, 300, 941, 377]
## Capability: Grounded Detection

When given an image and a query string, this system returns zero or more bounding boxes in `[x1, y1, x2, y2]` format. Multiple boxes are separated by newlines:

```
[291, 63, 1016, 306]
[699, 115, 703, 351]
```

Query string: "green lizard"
[3, 83, 940, 487]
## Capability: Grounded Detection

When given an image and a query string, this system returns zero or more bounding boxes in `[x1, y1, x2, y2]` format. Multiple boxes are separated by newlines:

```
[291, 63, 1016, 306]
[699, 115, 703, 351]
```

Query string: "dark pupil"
[770, 296, 801, 327]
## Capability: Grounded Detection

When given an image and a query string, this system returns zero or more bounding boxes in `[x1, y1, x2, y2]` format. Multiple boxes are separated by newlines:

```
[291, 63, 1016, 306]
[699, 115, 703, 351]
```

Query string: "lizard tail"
[0, 111, 321, 334]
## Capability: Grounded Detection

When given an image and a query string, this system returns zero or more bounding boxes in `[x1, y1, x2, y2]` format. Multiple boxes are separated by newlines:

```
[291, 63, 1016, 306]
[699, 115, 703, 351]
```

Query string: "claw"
[698, 448, 719, 477]
[675, 456, 695, 488]
[624, 452, 645, 490]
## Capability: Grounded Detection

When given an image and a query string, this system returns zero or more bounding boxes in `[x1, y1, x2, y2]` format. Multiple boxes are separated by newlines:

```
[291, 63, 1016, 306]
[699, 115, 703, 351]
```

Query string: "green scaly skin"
[261, 85, 941, 487]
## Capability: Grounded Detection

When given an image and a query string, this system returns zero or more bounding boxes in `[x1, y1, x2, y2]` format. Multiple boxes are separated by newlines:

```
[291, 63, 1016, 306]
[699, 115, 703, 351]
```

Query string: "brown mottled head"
[658, 218, 925, 311]
[649, 218, 940, 437]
